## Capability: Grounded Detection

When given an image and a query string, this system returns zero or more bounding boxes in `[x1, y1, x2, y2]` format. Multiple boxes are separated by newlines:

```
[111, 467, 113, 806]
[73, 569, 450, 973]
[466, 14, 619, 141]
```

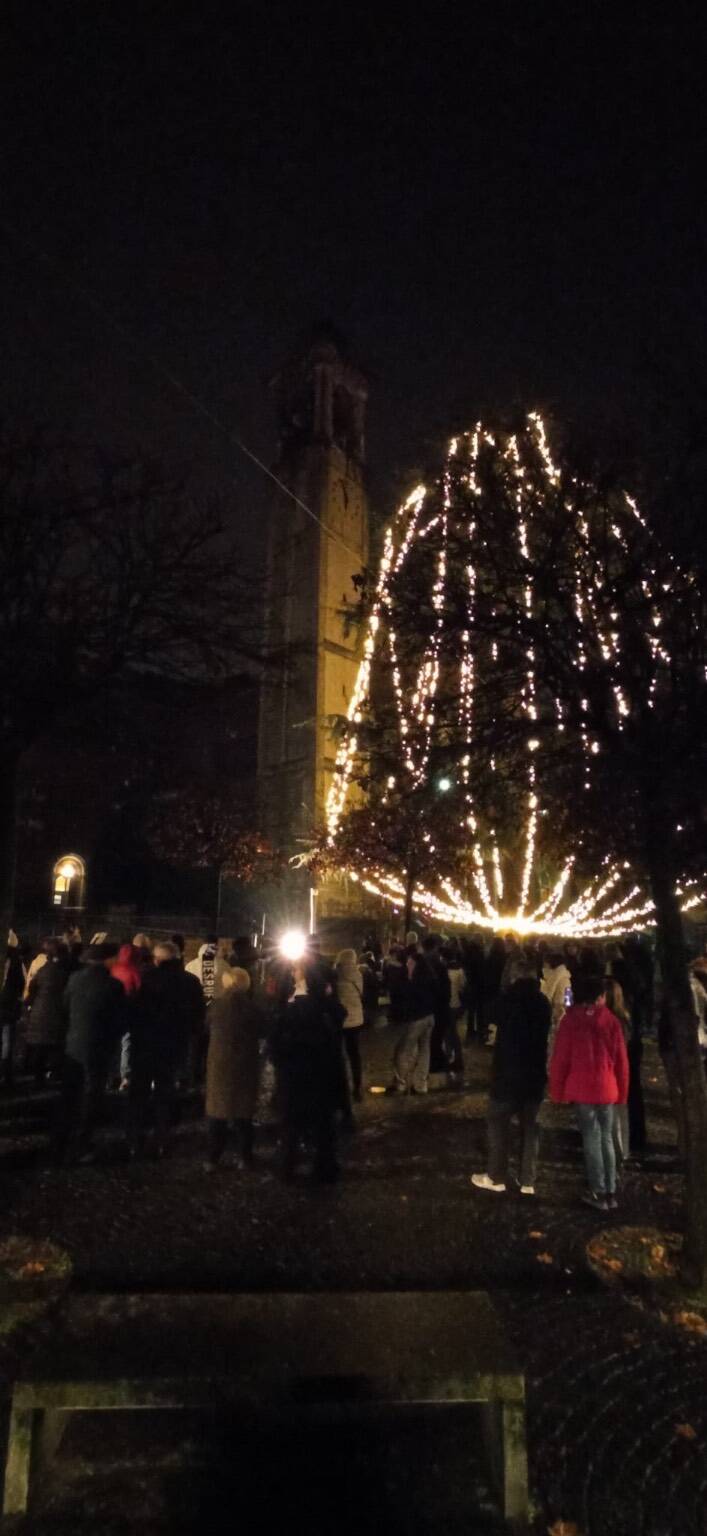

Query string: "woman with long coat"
[24, 939, 68, 1082]
[204, 967, 261, 1170]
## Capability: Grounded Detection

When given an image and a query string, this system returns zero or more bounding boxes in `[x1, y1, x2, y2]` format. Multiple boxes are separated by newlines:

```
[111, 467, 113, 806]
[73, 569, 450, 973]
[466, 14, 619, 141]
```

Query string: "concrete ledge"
[3, 1291, 528, 1528]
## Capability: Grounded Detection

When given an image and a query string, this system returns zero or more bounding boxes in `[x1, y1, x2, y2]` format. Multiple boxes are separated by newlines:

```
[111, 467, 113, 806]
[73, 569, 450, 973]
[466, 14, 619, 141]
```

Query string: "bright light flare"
[279, 928, 308, 963]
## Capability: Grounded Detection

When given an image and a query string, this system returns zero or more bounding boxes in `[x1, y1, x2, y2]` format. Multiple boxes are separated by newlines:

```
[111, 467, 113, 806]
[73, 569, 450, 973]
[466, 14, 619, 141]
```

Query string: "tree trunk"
[0, 750, 20, 938]
[648, 857, 707, 1290]
[403, 868, 415, 938]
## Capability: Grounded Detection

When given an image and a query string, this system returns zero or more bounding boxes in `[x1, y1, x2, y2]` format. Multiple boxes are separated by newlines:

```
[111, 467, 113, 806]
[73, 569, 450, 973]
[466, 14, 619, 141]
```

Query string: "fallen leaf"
[18, 1261, 46, 1277]
[650, 1244, 666, 1262]
[653, 1183, 667, 1194]
[604, 1257, 624, 1273]
[536, 1252, 554, 1265]
[528, 1231, 546, 1240]
[675, 1423, 697, 1440]
[673, 1311, 707, 1335]
[547, 1520, 583, 1536]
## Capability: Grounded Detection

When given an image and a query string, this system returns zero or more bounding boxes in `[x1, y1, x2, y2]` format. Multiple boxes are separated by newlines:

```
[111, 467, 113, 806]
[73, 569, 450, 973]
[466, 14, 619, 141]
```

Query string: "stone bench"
[3, 1291, 528, 1528]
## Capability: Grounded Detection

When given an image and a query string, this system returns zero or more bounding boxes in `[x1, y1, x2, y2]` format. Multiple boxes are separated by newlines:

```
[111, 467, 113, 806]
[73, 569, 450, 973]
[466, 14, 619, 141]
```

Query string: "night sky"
[3, 4, 707, 535]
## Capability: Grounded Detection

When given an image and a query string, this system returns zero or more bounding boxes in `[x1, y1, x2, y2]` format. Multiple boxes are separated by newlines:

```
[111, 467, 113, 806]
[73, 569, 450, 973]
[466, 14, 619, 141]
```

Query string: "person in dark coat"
[204, 967, 262, 1170]
[383, 944, 407, 1025]
[484, 938, 506, 1044]
[387, 947, 438, 1094]
[55, 943, 124, 1163]
[128, 941, 205, 1158]
[471, 959, 551, 1195]
[422, 935, 452, 1074]
[461, 937, 485, 1041]
[1, 933, 26, 1089]
[271, 959, 346, 1182]
[24, 938, 69, 1083]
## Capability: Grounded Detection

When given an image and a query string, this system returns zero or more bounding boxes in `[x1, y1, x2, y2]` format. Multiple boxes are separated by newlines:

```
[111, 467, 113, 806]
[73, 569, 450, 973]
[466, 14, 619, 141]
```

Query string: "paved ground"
[0, 1027, 704, 1533]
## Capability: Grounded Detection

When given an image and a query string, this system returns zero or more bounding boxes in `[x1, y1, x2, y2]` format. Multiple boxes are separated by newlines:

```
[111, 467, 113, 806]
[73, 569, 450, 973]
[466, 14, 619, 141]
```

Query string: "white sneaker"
[471, 1173, 506, 1192]
[519, 1185, 535, 1196]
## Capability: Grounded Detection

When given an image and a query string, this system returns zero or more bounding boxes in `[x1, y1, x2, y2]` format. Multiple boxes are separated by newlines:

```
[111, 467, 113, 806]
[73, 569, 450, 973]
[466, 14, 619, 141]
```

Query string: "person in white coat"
[335, 948, 365, 1102]
[184, 937, 231, 1084]
[541, 951, 572, 1056]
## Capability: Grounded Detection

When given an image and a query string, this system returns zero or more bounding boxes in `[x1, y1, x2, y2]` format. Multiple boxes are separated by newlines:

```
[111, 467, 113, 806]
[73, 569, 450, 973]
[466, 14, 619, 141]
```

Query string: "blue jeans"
[577, 1103, 616, 1195]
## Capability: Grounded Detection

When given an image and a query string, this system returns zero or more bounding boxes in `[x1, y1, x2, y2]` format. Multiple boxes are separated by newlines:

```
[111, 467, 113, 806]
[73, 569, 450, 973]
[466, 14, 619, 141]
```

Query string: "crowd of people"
[0, 922, 704, 1201]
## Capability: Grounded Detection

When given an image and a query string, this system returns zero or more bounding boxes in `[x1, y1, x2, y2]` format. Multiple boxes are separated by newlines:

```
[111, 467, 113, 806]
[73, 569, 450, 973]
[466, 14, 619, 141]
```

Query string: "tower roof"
[270, 322, 368, 460]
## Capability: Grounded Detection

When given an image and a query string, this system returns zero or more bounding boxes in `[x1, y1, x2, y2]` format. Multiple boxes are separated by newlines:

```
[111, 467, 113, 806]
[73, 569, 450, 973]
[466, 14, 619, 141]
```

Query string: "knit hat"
[81, 942, 119, 965]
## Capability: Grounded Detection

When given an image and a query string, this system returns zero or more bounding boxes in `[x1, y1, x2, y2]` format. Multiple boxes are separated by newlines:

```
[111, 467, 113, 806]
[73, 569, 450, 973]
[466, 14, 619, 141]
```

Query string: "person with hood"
[204, 967, 262, 1170]
[471, 955, 551, 1195]
[129, 941, 205, 1157]
[549, 973, 629, 1211]
[541, 951, 572, 1053]
[55, 943, 124, 1163]
[24, 938, 69, 1084]
[335, 948, 365, 1103]
[110, 943, 144, 1091]
[271, 958, 347, 1182]
[186, 935, 227, 1002]
[185, 935, 229, 1084]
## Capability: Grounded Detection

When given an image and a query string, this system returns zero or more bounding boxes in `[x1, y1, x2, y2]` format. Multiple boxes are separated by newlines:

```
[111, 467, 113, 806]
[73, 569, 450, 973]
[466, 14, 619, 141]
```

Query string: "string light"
[324, 415, 705, 936]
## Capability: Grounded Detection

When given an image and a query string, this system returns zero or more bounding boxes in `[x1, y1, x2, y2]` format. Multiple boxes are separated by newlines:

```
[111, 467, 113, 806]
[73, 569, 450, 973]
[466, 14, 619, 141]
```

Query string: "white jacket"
[335, 950, 364, 1029]
[185, 944, 230, 1002]
[541, 962, 571, 1025]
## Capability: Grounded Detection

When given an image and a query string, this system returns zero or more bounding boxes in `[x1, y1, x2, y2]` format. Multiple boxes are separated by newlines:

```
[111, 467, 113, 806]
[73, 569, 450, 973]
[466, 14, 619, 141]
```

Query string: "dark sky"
[3, 3, 707, 532]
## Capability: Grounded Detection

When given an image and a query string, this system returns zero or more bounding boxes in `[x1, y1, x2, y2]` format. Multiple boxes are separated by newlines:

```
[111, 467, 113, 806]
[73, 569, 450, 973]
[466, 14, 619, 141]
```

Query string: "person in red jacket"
[549, 972, 629, 1211]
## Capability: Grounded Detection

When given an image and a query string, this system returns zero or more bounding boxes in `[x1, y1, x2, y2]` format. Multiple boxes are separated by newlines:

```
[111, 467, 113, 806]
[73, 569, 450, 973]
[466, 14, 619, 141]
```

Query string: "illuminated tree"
[314, 785, 469, 935]
[327, 416, 707, 1283]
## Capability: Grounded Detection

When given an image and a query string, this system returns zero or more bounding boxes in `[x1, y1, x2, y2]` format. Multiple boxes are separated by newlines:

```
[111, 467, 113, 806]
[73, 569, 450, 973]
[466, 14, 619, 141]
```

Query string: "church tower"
[257, 326, 369, 884]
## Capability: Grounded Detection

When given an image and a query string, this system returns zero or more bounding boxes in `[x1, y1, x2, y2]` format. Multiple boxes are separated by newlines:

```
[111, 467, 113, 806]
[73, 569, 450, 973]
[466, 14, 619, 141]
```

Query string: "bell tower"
[257, 325, 369, 868]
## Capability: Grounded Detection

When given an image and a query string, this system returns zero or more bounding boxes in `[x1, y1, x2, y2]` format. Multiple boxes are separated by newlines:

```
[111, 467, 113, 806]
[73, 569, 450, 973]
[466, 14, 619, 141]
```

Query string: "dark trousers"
[429, 1016, 449, 1074]
[25, 1043, 61, 1085]
[283, 1110, 339, 1182]
[128, 1054, 176, 1149]
[207, 1116, 254, 1166]
[343, 1029, 363, 1097]
[54, 1058, 105, 1161]
[488, 1097, 542, 1186]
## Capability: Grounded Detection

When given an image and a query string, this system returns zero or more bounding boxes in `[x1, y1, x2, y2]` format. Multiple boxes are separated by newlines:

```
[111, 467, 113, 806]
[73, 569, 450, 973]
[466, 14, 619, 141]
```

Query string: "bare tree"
[0, 425, 265, 932]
